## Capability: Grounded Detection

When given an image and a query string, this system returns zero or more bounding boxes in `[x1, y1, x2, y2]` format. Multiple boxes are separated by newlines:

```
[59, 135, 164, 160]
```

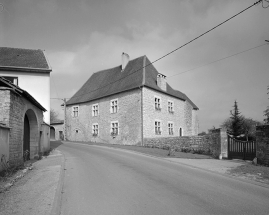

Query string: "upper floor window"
[92, 123, 99, 136]
[92, 104, 99, 116]
[111, 121, 119, 136]
[155, 96, 161, 111]
[155, 120, 161, 135]
[168, 101, 174, 113]
[110, 99, 118, 113]
[72, 106, 79, 117]
[168, 122, 174, 135]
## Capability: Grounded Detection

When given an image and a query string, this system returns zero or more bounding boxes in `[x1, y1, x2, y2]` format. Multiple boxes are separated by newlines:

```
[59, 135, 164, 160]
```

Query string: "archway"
[23, 109, 39, 160]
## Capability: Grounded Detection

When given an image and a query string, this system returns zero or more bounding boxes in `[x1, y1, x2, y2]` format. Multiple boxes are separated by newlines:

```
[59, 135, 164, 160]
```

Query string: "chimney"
[121, 52, 129, 71]
[157, 73, 167, 91]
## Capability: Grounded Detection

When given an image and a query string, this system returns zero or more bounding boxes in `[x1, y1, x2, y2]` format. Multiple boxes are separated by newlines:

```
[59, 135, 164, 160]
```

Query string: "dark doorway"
[59, 131, 64, 140]
[23, 114, 30, 160]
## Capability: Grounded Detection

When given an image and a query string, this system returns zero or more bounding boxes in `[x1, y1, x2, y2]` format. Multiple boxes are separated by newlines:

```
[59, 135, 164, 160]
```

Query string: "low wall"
[143, 128, 227, 158]
[256, 125, 269, 165]
[0, 124, 10, 172]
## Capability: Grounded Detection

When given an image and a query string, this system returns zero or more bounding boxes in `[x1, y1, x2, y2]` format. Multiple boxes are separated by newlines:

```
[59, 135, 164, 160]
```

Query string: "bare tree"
[50, 109, 60, 122]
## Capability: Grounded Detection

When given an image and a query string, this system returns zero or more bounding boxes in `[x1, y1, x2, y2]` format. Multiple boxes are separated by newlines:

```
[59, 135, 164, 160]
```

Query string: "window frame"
[155, 120, 162, 135]
[168, 122, 174, 135]
[92, 123, 99, 136]
[110, 99, 118, 114]
[111, 121, 119, 136]
[168, 100, 174, 113]
[92, 103, 99, 117]
[72, 106, 79, 117]
[154, 96, 161, 111]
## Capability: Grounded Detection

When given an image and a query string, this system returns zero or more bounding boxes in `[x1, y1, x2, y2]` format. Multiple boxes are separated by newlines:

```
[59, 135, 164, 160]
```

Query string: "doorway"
[23, 114, 30, 160]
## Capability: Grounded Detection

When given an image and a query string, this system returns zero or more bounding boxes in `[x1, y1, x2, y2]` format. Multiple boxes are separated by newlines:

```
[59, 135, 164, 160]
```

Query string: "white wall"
[0, 71, 50, 124]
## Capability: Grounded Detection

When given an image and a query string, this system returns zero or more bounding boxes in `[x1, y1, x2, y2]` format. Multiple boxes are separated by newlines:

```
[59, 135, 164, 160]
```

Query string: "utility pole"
[63, 98, 67, 141]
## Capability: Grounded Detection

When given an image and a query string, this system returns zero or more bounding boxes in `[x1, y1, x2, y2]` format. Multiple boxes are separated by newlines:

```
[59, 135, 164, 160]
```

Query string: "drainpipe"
[140, 86, 144, 146]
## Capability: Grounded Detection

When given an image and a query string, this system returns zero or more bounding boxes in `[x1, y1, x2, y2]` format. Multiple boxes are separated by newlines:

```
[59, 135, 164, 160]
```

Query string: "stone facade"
[66, 87, 199, 145]
[256, 125, 269, 165]
[66, 89, 142, 145]
[0, 89, 45, 166]
[143, 87, 198, 138]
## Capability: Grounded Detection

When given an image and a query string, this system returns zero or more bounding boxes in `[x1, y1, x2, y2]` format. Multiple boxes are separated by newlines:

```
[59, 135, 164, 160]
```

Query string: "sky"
[0, 0, 269, 132]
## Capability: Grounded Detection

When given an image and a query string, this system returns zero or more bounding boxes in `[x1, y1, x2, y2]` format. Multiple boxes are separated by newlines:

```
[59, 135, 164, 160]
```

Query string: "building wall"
[142, 87, 198, 138]
[0, 89, 44, 166]
[51, 123, 64, 140]
[0, 70, 50, 124]
[0, 125, 10, 172]
[41, 124, 50, 153]
[66, 89, 142, 145]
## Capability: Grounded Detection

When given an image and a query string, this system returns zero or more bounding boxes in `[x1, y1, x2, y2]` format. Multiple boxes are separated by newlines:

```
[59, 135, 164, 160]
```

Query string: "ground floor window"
[155, 120, 161, 135]
[92, 123, 99, 136]
[168, 122, 174, 135]
[111, 121, 119, 136]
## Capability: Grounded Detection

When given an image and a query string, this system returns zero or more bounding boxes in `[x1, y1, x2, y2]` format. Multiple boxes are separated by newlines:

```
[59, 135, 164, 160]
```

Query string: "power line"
[168, 43, 268, 78]
[65, 0, 263, 101]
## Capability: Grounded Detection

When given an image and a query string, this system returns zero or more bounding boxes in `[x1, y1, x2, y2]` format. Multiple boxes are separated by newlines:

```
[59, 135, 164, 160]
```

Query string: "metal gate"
[227, 135, 256, 160]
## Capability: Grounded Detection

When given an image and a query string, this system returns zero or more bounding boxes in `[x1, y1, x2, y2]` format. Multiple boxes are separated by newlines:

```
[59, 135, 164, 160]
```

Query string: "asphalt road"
[56, 142, 269, 215]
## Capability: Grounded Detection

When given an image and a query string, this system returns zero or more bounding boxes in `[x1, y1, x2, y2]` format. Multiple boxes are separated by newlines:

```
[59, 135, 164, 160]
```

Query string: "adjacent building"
[0, 47, 52, 124]
[66, 53, 199, 145]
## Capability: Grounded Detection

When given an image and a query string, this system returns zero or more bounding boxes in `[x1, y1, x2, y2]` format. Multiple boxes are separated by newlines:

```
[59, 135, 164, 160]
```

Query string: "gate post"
[220, 128, 228, 159]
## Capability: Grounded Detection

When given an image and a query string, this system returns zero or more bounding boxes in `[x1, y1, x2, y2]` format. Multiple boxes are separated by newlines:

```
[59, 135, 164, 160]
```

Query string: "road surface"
[55, 142, 269, 215]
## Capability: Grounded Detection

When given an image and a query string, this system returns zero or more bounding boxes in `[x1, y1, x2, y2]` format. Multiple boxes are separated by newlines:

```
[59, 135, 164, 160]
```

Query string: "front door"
[23, 115, 30, 160]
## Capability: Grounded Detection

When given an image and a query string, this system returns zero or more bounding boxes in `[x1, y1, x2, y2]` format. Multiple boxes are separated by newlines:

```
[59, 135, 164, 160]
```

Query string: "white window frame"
[111, 121, 119, 136]
[110, 99, 118, 114]
[72, 106, 79, 117]
[168, 100, 174, 113]
[155, 120, 162, 135]
[168, 122, 174, 135]
[92, 103, 99, 117]
[154, 96, 161, 111]
[92, 123, 99, 136]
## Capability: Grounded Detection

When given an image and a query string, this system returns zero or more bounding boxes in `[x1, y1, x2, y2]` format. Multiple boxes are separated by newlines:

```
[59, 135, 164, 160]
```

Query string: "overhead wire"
[167, 43, 268, 78]
[60, 0, 264, 101]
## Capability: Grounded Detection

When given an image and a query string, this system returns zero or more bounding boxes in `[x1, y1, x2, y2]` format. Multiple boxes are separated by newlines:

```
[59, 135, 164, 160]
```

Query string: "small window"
[92, 123, 99, 136]
[111, 121, 119, 136]
[168, 101, 174, 113]
[75, 129, 79, 133]
[3, 76, 18, 85]
[155, 120, 161, 135]
[168, 122, 174, 135]
[179, 128, 183, 137]
[92, 104, 99, 116]
[110, 99, 118, 114]
[72, 106, 79, 117]
[155, 96, 161, 111]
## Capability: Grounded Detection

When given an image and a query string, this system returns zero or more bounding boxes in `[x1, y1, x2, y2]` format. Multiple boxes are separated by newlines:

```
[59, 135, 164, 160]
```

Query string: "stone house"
[0, 47, 52, 124]
[66, 53, 199, 145]
[0, 77, 48, 166]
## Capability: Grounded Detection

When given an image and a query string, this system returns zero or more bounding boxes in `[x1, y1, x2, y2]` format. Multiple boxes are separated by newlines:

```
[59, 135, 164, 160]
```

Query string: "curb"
[50, 150, 65, 215]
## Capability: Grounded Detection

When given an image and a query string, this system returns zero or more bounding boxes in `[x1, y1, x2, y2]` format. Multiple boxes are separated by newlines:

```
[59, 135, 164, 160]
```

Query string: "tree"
[229, 100, 244, 137]
[264, 86, 269, 124]
[50, 109, 60, 122]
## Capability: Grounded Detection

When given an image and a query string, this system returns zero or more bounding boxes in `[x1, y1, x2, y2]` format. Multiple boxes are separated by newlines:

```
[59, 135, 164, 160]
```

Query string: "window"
[2, 76, 18, 85]
[168, 122, 174, 135]
[111, 121, 119, 136]
[92, 104, 99, 116]
[155, 120, 161, 135]
[179, 128, 183, 137]
[168, 101, 174, 113]
[155, 96, 161, 111]
[72, 106, 79, 117]
[110, 99, 118, 113]
[92, 123, 99, 136]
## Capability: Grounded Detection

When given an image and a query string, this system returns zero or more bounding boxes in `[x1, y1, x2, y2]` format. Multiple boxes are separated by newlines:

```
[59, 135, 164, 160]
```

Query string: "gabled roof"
[66, 55, 198, 110]
[0, 77, 46, 111]
[0, 47, 51, 72]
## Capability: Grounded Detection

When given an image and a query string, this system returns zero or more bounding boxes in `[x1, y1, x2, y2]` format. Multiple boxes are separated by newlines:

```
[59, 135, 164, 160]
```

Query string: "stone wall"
[0, 124, 10, 172]
[0, 89, 44, 166]
[256, 125, 269, 165]
[142, 87, 198, 138]
[66, 89, 142, 145]
[144, 129, 224, 158]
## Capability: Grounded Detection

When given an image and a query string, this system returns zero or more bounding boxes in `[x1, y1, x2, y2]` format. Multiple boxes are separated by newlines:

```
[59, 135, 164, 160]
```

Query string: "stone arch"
[23, 109, 39, 160]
